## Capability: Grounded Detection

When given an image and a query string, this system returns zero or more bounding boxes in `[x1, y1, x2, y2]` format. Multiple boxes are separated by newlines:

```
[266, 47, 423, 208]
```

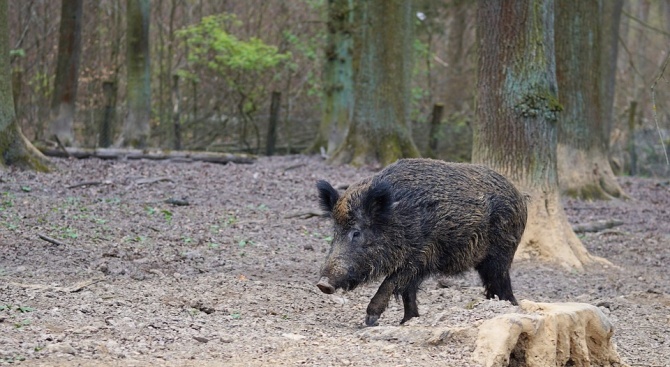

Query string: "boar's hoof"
[365, 314, 380, 327]
[316, 277, 335, 294]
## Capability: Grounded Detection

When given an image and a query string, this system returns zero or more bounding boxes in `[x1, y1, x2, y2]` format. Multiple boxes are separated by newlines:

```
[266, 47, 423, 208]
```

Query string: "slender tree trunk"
[309, 0, 354, 155]
[171, 74, 181, 150]
[474, 0, 602, 269]
[555, 0, 626, 200]
[445, 0, 468, 114]
[330, 0, 419, 167]
[48, 0, 84, 146]
[0, 0, 49, 171]
[117, 0, 151, 148]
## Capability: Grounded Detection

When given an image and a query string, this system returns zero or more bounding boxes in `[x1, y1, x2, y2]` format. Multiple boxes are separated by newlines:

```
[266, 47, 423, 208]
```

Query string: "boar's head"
[315, 179, 397, 295]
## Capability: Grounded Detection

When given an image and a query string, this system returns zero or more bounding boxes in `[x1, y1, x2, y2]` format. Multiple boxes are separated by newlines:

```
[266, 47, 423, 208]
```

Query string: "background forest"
[5, 0, 670, 176]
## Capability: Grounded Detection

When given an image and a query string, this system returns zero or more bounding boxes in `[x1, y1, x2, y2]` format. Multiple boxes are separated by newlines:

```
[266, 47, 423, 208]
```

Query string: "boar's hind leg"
[400, 279, 421, 324]
[475, 257, 518, 305]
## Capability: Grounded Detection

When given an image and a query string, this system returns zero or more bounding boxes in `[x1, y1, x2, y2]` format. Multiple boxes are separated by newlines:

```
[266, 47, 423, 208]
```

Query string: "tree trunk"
[117, 0, 151, 148]
[329, 0, 420, 167]
[172, 74, 181, 151]
[555, 0, 626, 200]
[474, 0, 602, 270]
[48, 0, 84, 146]
[266, 91, 281, 156]
[309, 0, 355, 156]
[445, 0, 468, 114]
[427, 103, 444, 158]
[0, 0, 49, 171]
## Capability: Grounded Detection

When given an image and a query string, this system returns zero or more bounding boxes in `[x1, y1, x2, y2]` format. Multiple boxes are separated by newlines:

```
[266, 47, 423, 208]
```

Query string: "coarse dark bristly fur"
[315, 158, 528, 326]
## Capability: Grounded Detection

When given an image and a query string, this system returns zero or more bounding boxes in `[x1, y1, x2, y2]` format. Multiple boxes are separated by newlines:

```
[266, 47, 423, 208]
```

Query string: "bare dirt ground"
[0, 155, 668, 366]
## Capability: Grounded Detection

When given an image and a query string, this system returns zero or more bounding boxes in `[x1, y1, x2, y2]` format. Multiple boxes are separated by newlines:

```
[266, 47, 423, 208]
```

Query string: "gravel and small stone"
[0, 155, 668, 366]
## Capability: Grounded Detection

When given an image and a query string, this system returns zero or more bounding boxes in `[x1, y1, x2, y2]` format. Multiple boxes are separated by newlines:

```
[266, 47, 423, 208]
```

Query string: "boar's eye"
[350, 230, 361, 241]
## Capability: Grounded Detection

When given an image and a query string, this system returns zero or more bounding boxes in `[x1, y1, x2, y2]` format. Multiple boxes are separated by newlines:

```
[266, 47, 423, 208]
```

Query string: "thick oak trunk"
[329, 0, 419, 167]
[47, 0, 83, 146]
[310, 0, 355, 156]
[0, 0, 49, 171]
[474, 0, 602, 269]
[117, 0, 151, 148]
[555, 0, 626, 200]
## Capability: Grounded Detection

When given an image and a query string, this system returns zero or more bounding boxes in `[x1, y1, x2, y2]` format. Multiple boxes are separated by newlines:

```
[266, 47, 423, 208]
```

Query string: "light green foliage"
[178, 14, 290, 75]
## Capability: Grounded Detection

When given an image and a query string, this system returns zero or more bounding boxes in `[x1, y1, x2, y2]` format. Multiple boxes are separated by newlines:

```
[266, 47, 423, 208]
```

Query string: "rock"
[357, 325, 476, 346]
[472, 300, 625, 367]
[44, 343, 76, 355]
[281, 333, 306, 341]
[193, 336, 209, 343]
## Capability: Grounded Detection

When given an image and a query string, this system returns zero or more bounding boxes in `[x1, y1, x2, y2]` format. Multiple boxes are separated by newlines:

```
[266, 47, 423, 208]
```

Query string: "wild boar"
[315, 158, 527, 326]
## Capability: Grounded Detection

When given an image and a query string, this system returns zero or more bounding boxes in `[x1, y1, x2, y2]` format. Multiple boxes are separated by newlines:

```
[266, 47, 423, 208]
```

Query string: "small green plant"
[223, 215, 238, 226]
[207, 242, 220, 249]
[63, 227, 78, 239]
[16, 306, 35, 313]
[20, 186, 31, 192]
[230, 312, 241, 319]
[161, 209, 173, 223]
[145, 206, 157, 215]
[182, 236, 193, 244]
[0, 192, 15, 210]
[14, 319, 31, 329]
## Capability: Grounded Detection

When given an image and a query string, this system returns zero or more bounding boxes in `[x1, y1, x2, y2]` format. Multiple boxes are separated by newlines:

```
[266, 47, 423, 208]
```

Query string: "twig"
[650, 50, 670, 166]
[9, 278, 104, 293]
[283, 163, 307, 171]
[284, 211, 322, 219]
[67, 278, 105, 293]
[572, 219, 624, 234]
[53, 135, 72, 158]
[67, 181, 103, 189]
[38, 234, 67, 246]
[136, 177, 174, 185]
[622, 10, 670, 38]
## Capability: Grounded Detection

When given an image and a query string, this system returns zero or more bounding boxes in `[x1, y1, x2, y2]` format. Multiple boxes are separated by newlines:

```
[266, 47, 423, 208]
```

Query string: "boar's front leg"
[365, 276, 397, 326]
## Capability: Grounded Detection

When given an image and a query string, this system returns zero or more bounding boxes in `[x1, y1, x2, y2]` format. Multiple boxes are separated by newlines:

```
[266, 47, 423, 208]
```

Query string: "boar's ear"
[316, 180, 339, 215]
[362, 181, 393, 226]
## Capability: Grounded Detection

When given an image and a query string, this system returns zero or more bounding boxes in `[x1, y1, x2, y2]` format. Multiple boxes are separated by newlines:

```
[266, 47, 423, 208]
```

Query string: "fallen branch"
[164, 198, 189, 206]
[67, 181, 104, 189]
[38, 234, 67, 246]
[37, 147, 256, 165]
[285, 210, 322, 219]
[572, 219, 623, 233]
[136, 177, 174, 185]
[9, 278, 105, 293]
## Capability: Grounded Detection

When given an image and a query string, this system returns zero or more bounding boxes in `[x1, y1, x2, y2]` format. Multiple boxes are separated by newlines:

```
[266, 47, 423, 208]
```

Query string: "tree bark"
[555, 0, 626, 200]
[329, 0, 420, 167]
[47, 0, 84, 146]
[310, 0, 355, 156]
[266, 91, 281, 156]
[0, 0, 49, 171]
[474, 0, 602, 269]
[117, 0, 151, 148]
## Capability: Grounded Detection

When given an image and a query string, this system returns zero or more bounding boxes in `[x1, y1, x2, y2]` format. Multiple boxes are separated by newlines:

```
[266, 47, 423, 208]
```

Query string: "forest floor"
[0, 155, 669, 366]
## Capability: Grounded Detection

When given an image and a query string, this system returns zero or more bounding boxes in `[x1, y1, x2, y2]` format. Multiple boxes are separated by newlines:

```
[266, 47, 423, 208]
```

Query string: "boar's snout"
[316, 277, 336, 294]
